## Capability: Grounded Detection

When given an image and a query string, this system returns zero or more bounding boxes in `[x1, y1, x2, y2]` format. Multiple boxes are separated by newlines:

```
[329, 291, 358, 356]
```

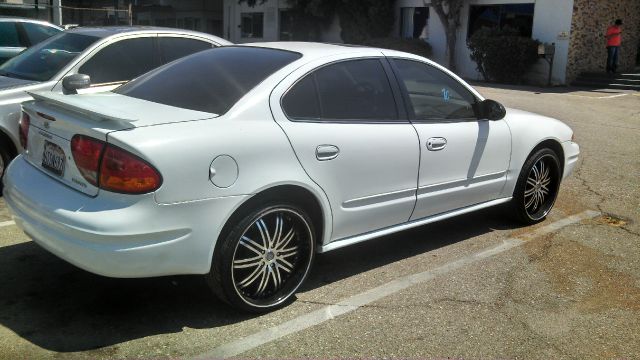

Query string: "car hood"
[28, 91, 218, 129]
[0, 75, 39, 91]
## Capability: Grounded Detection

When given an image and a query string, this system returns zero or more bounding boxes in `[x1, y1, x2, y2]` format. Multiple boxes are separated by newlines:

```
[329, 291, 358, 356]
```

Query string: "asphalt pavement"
[0, 84, 638, 359]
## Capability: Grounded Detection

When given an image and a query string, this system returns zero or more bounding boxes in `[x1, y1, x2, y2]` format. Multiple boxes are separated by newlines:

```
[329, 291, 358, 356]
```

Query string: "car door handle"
[316, 145, 340, 161]
[426, 137, 447, 151]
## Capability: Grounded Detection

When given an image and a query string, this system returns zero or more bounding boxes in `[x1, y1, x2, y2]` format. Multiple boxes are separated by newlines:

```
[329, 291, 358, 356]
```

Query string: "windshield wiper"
[0, 70, 35, 81]
[0, 70, 20, 79]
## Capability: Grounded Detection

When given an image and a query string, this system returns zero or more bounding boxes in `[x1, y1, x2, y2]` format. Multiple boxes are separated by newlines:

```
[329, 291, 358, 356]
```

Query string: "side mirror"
[479, 99, 506, 120]
[62, 74, 91, 95]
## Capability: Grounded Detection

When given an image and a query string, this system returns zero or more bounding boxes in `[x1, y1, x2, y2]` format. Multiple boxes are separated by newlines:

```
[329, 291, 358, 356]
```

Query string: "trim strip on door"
[322, 197, 513, 252]
[417, 171, 506, 195]
[342, 188, 416, 209]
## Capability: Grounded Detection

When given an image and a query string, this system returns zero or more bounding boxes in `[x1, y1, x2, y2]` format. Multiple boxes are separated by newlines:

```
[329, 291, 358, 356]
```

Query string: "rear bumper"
[3, 155, 247, 278]
[562, 141, 580, 179]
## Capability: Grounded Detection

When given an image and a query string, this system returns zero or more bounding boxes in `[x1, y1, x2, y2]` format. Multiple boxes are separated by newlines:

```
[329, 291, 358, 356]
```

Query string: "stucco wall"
[223, 0, 339, 43]
[395, 0, 574, 84]
[566, 0, 640, 82]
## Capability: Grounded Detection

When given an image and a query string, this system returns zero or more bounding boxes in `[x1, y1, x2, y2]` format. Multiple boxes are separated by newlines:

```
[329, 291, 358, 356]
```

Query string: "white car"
[3, 43, 579, 312]
[0, 26, 230, 188]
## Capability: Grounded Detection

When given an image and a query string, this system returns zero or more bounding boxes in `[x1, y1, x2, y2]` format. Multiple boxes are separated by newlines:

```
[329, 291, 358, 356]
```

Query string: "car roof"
[240, 41, 382, 59]
[0, 17, 62, 29]
[64, 26, 226, 41]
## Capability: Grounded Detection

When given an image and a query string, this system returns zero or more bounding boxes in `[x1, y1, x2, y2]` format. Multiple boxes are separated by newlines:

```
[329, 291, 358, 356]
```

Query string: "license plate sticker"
[42, 140, 66, 177]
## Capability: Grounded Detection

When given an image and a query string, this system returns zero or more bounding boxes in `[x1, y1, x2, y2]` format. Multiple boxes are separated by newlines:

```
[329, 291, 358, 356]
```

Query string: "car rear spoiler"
[27, 91, 138, 123]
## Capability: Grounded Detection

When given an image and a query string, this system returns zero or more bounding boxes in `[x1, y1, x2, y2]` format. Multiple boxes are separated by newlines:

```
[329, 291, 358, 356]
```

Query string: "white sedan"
[3, 43, 579, 312]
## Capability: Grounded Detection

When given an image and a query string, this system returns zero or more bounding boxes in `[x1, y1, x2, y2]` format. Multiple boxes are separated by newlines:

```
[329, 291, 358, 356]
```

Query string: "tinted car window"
[158, 37, 212, 64]
[282, 75, 320, 119]
[79, 37, 156, 84]
[393, 59, 477, 120]
[21, 22, 61, 45]
[302, 59, 397, 120]
[115, 47, 301, 115]
[0, 22, 21, 47]
[0, 32, 98, 81]
[283, 59, 398, 121]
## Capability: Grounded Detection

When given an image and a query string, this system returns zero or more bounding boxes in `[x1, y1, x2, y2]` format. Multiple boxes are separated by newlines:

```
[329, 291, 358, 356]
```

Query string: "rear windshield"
[115, 46, 301, 115]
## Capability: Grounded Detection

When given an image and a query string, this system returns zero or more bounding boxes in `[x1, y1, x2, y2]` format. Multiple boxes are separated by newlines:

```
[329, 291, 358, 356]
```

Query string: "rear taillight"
[70, 135, 161, 194]
[19, 112, 30, 149]
[100, 145, 162, 194]
[71, 135, 105, 186]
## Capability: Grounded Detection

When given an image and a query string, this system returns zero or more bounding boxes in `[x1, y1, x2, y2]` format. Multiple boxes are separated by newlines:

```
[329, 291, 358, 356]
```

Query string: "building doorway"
[400, 7, 428, 40]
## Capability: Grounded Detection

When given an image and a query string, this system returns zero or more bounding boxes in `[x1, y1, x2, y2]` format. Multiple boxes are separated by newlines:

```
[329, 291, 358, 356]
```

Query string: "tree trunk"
[446, 21, 458, 73]
[429, 0, 463, 73]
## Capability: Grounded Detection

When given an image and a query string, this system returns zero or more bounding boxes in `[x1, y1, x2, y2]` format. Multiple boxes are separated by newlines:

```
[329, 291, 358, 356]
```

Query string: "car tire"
[0, 144, 12, 195]
[207, 202, 315, 313]
[511, 148, 562, 225]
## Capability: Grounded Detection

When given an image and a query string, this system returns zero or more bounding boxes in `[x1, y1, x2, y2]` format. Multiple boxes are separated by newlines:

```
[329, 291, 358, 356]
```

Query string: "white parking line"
[562, 93, 628, 99]
[196, 210, 600, 359]
[0, 220, 15, 228]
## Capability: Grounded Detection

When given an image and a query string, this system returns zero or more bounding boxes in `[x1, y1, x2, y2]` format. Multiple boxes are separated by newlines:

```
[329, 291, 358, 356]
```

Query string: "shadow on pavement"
[0, 205, 522, 352]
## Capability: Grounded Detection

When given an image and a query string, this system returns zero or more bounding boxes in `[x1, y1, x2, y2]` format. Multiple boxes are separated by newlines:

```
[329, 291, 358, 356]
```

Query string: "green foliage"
[468, 27, 540, 84]
[281, 0, 339, 41]
[337, 0, 395, 44]
[364, 37, 433, 58]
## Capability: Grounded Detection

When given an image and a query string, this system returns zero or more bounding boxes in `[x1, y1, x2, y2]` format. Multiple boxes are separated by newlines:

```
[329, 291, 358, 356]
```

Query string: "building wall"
[566, 0, 640, 82]
[223, 0, 280, 43]
[222, 0, 585, 85]
[134, 0, 223, 35]
[394, 0, 574, 84]
[222, 0, 339, 43]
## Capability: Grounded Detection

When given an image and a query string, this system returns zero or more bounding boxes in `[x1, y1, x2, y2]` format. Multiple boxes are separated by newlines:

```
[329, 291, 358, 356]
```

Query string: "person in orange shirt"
[605, 19, 623, 74]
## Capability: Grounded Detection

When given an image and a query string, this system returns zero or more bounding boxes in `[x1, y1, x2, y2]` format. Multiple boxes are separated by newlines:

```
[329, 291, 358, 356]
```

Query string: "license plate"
[42, 141, 66, 177]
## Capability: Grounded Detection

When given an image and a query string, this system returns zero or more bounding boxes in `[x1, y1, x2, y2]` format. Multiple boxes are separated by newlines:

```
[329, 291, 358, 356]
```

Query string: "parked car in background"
[0, 17, 62, 65]
[0, 26, 231, 190]
[3, 43, 579, 312]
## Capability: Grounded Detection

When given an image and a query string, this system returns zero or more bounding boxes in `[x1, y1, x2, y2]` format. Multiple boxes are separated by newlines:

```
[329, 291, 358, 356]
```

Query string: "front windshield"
[0, 32, 99, 82]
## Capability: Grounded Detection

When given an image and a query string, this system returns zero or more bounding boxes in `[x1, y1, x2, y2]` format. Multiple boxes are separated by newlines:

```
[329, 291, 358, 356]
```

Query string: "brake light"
[100, 145, 162, 194]
[70, 135, 161, 194]
[19, 112, 30, 149]
[71, 135, 105, 186]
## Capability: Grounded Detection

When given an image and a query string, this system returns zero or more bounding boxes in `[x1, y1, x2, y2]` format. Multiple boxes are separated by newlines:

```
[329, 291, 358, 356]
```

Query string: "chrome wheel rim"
[231, 208, 313, 308]
[524, 154, 559, 220]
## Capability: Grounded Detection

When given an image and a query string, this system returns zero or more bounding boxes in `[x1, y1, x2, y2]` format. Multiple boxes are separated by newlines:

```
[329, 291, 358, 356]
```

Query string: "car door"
[270, 55, 419, 241]
[389, 57, 511, 220]
[75, 35, 159, 94]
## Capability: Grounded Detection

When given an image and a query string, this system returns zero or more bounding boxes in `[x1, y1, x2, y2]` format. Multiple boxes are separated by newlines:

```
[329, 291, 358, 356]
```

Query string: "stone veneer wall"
[566, 0, 640, 83]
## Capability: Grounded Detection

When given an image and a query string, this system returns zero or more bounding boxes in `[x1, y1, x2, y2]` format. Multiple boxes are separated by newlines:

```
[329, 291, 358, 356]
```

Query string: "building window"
[279, 10, 294, 41]
[468, 3, 535, 38]
[400, 7, 428, 39]
[241, 12, 264, 38]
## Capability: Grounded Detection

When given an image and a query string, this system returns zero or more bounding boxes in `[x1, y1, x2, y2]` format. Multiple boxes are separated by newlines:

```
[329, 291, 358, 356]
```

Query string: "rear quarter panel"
[106, 95, 333, 245]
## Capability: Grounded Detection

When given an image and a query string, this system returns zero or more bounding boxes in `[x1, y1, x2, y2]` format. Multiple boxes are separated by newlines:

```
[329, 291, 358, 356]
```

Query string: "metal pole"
[114, 0, 119, 25]
[547, 43, 555, 87]
[52, 0, 63, 26]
